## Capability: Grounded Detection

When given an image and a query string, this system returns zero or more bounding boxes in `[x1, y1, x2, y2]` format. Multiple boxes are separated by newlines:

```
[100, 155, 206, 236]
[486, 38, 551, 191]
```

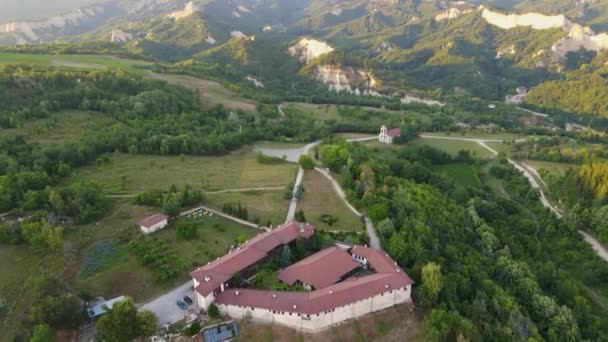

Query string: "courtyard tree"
[419, 262, 443, 306]
[280, 245, 292, 267]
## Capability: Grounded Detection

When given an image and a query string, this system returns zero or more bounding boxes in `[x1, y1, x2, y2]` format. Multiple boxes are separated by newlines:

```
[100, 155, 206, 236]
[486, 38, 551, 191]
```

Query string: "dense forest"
[316, 138, 608, 341]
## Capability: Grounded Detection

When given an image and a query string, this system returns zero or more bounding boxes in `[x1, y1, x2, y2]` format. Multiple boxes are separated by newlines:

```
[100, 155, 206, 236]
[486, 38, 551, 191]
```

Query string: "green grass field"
[206, 190, 288, 226]
[411, 138, 493, 157]
[68, 149, 298, 194]
[283, 102, 343, 121]
[298, 170, 364, 232]
[434, 163, 482, 188]
[0, 110, 120, 145]
[524, 160, 574, 179]
[421, 132, 527, 140]
[148, 73, 258, 112]
[0, 53, 151, 75]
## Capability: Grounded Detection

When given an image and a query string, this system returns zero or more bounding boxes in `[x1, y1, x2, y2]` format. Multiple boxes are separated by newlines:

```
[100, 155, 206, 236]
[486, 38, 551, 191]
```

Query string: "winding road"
[420, 134, 608, 262]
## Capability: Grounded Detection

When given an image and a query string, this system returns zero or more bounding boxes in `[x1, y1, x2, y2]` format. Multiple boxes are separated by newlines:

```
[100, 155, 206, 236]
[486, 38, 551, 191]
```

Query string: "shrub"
[320, 214, 338, 226]
[208, 304, 220, 319]
[298, 155, 315, 169]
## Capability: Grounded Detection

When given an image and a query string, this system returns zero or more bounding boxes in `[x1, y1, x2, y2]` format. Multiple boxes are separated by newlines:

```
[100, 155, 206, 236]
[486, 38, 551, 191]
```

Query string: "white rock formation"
[231, 31, 247, 38]
[111, 29, 133, 43]
[246, 75, 264, 88]
[0, 5, 105, 43]
[238, 5, 251, 13]
[313, 65, 379, 94]
[481, 7, 608, 59]
[205, 35, 216, 44]
[400, 95, 445, 107]
[435, 8, 472, 21]
[167, 1, 200, 21]
[481, 7, 571, 30]
[288, 38, 335, 64]
[232, 11, 241, 18]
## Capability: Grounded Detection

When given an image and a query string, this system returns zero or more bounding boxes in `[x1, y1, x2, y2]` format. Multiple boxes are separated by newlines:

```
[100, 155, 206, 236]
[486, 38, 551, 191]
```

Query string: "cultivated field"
[69, 199, 257, 302]
[0, 53, 151, 74]
[148, 73, 258, 112]
[68, 149, 299, 194]
[205, 190, 289, 226]
[0, 110, 120, 145]
[297, 170, 364, 232]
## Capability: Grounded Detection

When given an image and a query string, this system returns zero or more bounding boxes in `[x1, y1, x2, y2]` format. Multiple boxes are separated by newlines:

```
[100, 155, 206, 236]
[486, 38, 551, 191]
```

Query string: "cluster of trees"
[96, 298, 158, 342]
[221, 202, 249, 221]
[134, 185, 204, 216]
[315, 139, 608, 341]
[579, 161, 608, 199]
[0, 213, 64, 251]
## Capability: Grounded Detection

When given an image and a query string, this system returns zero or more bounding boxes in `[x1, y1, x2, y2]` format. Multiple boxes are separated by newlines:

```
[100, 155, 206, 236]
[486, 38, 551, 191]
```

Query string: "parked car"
[176, 300, 188, 310]
[183, 296, 193, 305]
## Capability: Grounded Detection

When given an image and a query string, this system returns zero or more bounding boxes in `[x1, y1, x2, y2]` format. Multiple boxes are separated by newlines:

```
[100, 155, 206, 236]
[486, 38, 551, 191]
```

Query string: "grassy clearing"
[0, 246, 66, 339]
[0, 110, 120, 144]
[412, 138, 492, 157]
[434, 163, 482, 188]
[0, 53, 150, 74]
[205, 190, 288, 226]
[524, 160, 573, 179]
[148, 73, 258, 112]
[298, 170, 364, 232]
[421, 131, 526, 140]
[283, 102, 342, 121]
[68, 149, 298, 194]
[69, 199, 257, 302]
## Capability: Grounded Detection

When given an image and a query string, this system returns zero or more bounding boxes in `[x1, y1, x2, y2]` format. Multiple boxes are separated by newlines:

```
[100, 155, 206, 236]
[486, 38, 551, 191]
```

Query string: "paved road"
[286, 167, 304, 221]
[421, 134, 608, 263]
[139, 281, 198, 326]
[314, 167, 381, 249]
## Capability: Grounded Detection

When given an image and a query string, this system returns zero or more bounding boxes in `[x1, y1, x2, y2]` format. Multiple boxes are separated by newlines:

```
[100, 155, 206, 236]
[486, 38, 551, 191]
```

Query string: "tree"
[96, 298, 157, 342]
[136, 310, 159, 338]
[294, 238, 306, 259]
[419, 262, 443, 306]
[208, 303, 220, 319]
[280, 245, 292, 267]
[0, 296, 7, 320]
[367, 203, 388, 222]
[377, 218, 395, 239]
[48, 191, 64, 215]
[176, 220, 198, 240]
[186, 320, 202, 336]
[32, 294, 83, 329]
[295, 209, 306, 222]
[30, 324, 54, 342]
[298, 155, 315, 170]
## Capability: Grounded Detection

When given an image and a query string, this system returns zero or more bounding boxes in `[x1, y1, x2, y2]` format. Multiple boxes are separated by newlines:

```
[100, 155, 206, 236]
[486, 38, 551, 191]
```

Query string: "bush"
[185, 321, 201, 336]
[176, 220, 198, 240]
[320, 214, 338, 226]
[256, 153, 285, 165]
[208, 304, 220, 319]
[298, 155, 315, 169]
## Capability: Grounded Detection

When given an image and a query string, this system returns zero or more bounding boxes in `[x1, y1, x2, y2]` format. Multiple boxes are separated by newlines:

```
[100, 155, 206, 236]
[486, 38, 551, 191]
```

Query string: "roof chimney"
[272, 294, 277, 298]
[385, 284, 389, 289]
[329, 290, 333, 294]
[204, 276, 211, 282]
[235, 291, 240, 296]
[293, 305, 297, 309]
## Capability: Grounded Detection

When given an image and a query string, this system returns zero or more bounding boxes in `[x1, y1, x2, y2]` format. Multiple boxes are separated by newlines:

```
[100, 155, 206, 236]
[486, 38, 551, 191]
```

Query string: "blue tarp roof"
[202, 322, 239, 342]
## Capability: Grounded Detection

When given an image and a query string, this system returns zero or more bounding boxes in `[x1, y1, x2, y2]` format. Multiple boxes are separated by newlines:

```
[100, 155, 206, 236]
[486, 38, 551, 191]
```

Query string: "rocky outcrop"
[167, 1, 200, 21]
[230, 31, 247, 38]
[481, 7, 571, 30]
[481, 7, 608, 60]
[435, 8, 472, 21]
[0, 5, 108, 44]
[111, 29, 133, 43]
[313, 65, 379, 94]
[288, 38, 334, 64]
[246, 75, 264, 88]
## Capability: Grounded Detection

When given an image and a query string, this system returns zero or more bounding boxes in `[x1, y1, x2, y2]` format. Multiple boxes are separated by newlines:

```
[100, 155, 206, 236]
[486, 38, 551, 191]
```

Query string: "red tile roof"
[215, 272, 412, 315]
[386, 128, 401, 137]
[191, 221, 315, 296]
[277, 247, 360, 289]
[351, 246, 407, 274]
[138, 213, 169, 228]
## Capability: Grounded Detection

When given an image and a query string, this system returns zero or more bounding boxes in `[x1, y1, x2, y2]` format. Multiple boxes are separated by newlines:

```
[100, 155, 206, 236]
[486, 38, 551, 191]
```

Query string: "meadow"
[0, 53, 151, 75]
[205, 190, 288, 226]
[433, 163, 482, 188]
[148, 73, 258, 112]
[68, 149, 299, 194]
[297, 170, 364, 232]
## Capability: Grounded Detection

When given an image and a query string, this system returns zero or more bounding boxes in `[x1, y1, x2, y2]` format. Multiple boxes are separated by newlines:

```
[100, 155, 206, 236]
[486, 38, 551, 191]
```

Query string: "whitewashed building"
[190, 222, 413, 333]
[138, 213, 169, 234]
[379, 125, 401, 144]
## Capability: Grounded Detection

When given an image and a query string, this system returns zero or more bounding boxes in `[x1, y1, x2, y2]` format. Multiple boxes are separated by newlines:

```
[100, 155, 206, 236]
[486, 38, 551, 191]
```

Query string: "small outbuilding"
[87, 296, 126, 318]
[138, 213, 169, 234]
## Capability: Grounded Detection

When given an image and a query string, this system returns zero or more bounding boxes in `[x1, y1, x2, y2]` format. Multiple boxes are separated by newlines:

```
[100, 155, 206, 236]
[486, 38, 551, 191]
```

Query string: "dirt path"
[314, 167, 380, 249]
[286, 167, 304, 221]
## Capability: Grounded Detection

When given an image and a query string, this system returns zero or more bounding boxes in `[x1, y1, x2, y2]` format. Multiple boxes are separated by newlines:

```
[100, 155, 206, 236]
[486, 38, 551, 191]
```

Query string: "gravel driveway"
[139, 280, 199, 326]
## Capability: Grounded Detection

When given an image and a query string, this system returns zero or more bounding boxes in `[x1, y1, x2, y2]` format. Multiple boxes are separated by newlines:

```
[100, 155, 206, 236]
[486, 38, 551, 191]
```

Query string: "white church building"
[379, 125, 401, 144]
